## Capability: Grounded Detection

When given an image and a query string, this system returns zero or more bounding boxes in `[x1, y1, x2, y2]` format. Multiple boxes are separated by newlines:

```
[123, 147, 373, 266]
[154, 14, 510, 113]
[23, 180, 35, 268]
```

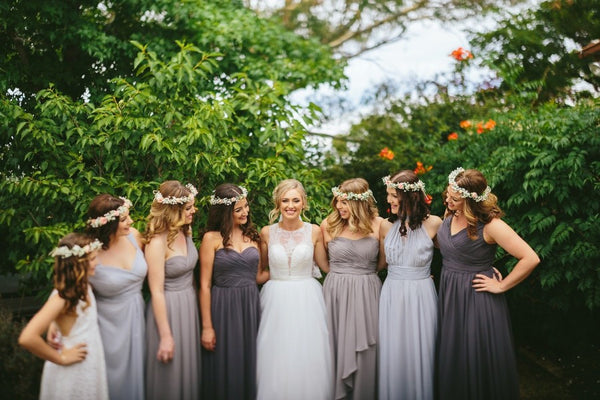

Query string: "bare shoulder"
[424, 214, 443, 229]
[379, 218, 393, 238]
[320, 218, 329, 230]
[260, 225, 270, 242]
[201, 231, 222, 247]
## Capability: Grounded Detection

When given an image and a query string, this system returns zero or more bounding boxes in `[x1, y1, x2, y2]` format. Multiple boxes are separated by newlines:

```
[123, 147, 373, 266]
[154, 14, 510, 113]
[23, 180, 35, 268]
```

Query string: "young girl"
[19, 232, 109, 400]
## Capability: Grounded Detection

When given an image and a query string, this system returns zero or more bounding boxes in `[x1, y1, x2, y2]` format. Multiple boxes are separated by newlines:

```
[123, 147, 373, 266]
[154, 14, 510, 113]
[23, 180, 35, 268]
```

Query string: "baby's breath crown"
[448, 167, 491, 202]
[88, 197, 132, 228]
[50, 239, 103, 259]
[209, 186, 248, 206]
[331, 186, 374, 202]
[154, 184, 198, 205]
[382, 175, 426, 192]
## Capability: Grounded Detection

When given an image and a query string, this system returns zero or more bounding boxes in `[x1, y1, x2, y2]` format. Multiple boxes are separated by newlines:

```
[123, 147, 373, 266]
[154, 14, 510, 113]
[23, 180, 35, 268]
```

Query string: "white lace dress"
[39, 287, 109, 400]
[256, 222, 333, 400]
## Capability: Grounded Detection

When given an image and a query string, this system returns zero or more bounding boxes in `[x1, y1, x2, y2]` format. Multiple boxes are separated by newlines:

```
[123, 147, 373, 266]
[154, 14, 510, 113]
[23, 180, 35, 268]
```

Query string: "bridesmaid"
[437, 168, 540, 399]
[321, 177, 384, 400]
[199, 183, 263, 399]
[378, 170, 442, 400]
[86, 194, 147, 400]
[145, 180, 201, 400]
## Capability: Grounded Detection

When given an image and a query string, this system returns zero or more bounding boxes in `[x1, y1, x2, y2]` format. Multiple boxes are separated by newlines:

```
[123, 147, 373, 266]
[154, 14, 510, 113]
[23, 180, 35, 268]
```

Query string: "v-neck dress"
[201, 246, 261, 400]
[89, 233, 147, 400]
[437, 216, 519, 400]
[145, 235, 201, 400]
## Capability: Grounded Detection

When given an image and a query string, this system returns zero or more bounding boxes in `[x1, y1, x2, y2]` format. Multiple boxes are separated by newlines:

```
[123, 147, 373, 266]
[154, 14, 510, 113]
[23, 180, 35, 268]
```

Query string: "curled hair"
[326, 178, 378, 238]
[145, 180, 196, 248]
[388, 170, 431, 237]
[86, 194, 126, 249]
[53, 233, 93, 314]
[268, 179, 308, 224]
[446, 169, 504, 240]
[202, 183, 260, 247]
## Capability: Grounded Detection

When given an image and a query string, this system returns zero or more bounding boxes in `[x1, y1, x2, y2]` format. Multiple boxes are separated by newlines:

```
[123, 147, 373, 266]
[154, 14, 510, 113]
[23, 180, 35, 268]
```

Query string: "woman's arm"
[256, 226, 270, 284]
[145, 234, 174, 363]
[377, 219, 393, 271]
[199, 232, 219, 351]
[312, 224, 330, 273]
[473, 218, 540, 293]
[320, 219, 332, 250]
[19, 294, 87, 365]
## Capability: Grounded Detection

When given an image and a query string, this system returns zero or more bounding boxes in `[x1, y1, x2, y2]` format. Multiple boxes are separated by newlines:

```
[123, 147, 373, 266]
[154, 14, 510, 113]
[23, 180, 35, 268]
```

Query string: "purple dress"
[437, 217, 519, 400]
[202, 246, 260, 400]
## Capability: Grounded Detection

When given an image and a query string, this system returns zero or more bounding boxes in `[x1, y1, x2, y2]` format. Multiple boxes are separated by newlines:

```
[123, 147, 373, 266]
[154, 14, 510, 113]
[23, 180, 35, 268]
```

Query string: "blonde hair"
[145, 180, 195, 247]
[268, 179, 308, 224]
[325, 178, 378, 238]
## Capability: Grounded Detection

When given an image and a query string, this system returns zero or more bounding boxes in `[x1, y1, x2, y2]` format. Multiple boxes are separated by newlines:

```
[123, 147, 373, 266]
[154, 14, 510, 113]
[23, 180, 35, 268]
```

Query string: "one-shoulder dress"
[323, 236, 381, 400]
[145, 236, 201, 400]
[39, 287, 109, 400]
[379, 221, 437, 400]
[202, 246, 261, 400]
[256, 222, 333, 400]
[89, 233, 147, 400]
[437, 217, 519, 399]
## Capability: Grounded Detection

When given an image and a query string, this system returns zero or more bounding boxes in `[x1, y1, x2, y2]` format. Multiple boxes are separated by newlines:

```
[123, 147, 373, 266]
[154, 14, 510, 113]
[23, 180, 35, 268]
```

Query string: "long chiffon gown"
[89, 233, 147, 400]
[201, 246, 261, 400]
[145, 236, 201, 400]
[39, 287, 109, 400]
[437, 217, 519, 400]
[378, 221, 438, 400]
[256, 222, 333, 400]
[323, 236, 381, 400]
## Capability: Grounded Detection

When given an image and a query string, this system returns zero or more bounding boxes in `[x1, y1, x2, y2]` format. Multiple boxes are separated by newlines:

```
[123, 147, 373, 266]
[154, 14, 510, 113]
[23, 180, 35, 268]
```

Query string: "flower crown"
[382, 175, 426, 192]
[448, 167, 491, 202]
[154, 184, 198, 205]
[331, 186, 374, 202]
[50, 239, 103, 259]
[209, 186, 248, 206]
[88, 197, 132, 228]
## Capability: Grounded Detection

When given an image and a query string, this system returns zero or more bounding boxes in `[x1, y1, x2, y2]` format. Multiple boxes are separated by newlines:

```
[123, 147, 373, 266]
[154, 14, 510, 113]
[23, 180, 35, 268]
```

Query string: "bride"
[256, 179, 333, 400]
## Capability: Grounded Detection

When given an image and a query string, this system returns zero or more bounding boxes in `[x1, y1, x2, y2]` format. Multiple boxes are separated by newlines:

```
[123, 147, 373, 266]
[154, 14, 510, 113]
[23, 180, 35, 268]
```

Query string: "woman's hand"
[201, 328, 216, 351]
[60, 343, 88, 365]
[157, 336, 175, 363]
[472, 267, 504, 293]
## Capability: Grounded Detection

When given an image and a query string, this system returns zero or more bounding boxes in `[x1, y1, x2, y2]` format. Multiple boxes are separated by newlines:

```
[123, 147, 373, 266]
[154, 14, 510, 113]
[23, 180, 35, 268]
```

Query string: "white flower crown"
[154, 183, 198, 205]
[209, 186, 248, 206]
[50, 239, 103, 259]
[88, 197, 132, 228]
[448, 167, 491, 202]
[331, 186, 374, 202]
[382, 175, 426, 192]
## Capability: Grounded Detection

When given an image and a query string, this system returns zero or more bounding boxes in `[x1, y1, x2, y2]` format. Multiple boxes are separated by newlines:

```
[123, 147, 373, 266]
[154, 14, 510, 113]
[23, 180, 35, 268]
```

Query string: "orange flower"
[379, 147, 395, 160]
[447, 132, 458, 140]
[414, 161, 433, 175]
[483, 119, 496, 130]
[450, 47, 474, 61]
[424, 194, 433, 205]
[476, 123, 484, 134]
[459, 120, 472, 129]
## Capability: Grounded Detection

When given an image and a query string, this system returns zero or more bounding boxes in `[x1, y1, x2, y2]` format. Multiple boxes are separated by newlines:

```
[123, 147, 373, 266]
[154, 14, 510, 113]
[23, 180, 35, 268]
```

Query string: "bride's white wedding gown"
[256, 222, 333, 400]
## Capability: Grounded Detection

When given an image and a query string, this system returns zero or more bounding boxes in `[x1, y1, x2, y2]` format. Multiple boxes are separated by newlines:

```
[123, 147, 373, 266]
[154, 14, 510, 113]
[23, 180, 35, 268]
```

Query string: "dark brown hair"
[388, 170, 431, 237]
[53, 233, 93, 314]
[86, 194, 126, 249]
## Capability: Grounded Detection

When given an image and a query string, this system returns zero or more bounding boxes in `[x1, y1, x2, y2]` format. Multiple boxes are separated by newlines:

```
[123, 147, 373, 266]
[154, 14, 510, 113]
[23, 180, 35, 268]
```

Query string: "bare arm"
[312, 224, 329, 273]
[320, 219, 332, 250]
[377, 219, 393, 271]
[199, 232, 219, 351]
[145, 235, 174, 363]
[423, 215, 443, 241]
[473, 218, 540, 293]
[19, 294, 87, 365]
[256, 226, 270, 284]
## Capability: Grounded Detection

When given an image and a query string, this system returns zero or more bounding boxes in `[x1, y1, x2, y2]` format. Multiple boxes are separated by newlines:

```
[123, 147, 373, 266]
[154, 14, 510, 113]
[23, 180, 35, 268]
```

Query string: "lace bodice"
[268, 222, 314, 280]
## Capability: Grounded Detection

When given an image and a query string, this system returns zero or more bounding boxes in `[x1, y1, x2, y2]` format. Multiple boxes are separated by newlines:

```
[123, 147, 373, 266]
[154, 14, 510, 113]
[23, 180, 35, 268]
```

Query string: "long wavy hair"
[53, 233, 93, 314]
[445, 168, 504, 240]
[389, 170, 431, 237]
[86, 194, 126, 249]
[325, 178, 378, 238]
[202, 183, 260, 248]
[145, 180, 195, 248]
[268, 179, 308, 224]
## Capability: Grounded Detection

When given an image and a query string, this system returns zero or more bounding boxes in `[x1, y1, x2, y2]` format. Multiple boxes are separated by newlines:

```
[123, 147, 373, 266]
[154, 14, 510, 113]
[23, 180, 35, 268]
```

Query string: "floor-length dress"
[89, 233, 147, 400]
[202, 246, 260, 400]
[437, 217, 519, 400]
[378, 221, 438, 400]
[323, 237, 381, 400]
[145, 236, 201, 400]
[39, 287, 109, 400]
[256, 222, 333, 400]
